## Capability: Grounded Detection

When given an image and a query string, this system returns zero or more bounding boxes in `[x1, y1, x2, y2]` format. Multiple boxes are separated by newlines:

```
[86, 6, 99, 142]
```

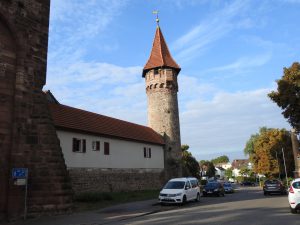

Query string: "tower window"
[153, 69, 159, 75]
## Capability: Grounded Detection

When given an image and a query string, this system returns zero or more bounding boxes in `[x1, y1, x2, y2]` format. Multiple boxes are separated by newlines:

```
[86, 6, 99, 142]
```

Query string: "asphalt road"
[113, 186, 299, 225]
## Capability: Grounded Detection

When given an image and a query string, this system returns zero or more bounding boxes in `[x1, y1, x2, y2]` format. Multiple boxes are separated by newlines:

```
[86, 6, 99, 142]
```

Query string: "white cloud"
[172, 0, 252, 62]
[205, 52, 272, 73]
[179, 86, 291, 160]
[48, 0, 127, 64]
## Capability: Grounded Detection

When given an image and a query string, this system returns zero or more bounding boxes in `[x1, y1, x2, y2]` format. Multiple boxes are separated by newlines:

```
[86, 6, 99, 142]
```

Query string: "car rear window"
[292, 181, 300, 189]
[164, 181, 185, 189]
[265, 180, 280, 184]
[224, 183, 231, 187]
[205, 183, 218, 188]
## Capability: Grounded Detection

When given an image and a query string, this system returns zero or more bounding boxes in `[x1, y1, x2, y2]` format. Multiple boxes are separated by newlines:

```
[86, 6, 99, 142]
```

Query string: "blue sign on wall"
[12, 168, 28, 179]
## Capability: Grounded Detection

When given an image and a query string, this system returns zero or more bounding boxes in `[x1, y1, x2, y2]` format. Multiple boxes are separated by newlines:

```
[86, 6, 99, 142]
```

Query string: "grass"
[73, 189, 160, 212]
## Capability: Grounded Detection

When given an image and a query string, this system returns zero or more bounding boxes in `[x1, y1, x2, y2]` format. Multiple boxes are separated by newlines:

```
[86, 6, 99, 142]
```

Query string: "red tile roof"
[143, 26, 180, 77]
[231, 159, 249, 169]
[49, 103, 164, 145]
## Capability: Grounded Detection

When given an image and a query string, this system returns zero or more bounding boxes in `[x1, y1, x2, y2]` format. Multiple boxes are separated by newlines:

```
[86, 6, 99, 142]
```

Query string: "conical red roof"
[143, 26, 180, 77]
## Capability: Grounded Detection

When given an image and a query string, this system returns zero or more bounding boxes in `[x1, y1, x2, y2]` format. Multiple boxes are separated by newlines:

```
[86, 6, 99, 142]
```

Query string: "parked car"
[263, 179, 286, 195]
[159, 177, 200, 205]
[203, 182, 225, 197]
[240, 181, 256, 186]
[288, 178, 300, 214]
[223, 182, 234, 193]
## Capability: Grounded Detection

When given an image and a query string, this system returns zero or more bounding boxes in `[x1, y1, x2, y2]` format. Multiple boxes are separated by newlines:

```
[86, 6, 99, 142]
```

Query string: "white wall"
[57, 130, 164, 169]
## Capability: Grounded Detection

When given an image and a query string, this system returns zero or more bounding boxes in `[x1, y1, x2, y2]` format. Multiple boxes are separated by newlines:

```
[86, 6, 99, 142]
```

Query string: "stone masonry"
[145, 68, 182, 180]
[69, 168, 164, 193]
[0, 0, 72, 220]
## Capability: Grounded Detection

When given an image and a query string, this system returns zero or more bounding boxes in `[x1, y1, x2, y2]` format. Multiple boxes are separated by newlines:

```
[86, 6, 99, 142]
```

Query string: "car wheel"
[290, 207, 297, 214]
[181, 195, 187, 205]
[195, 193, 200, 202]
[264, 191, 267, 196]
[203, 193, 207, 197]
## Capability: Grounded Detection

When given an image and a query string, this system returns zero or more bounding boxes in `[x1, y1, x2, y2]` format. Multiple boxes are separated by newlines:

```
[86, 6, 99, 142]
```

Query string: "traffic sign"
[12, 168, 28, 179]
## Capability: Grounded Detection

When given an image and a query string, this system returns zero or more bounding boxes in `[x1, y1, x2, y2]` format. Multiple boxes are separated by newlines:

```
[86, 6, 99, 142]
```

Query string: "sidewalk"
[7, 199, 164, 225]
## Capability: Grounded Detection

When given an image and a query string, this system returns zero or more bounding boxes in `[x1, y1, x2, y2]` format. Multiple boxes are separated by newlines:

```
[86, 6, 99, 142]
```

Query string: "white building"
[47, 95, 166, 193]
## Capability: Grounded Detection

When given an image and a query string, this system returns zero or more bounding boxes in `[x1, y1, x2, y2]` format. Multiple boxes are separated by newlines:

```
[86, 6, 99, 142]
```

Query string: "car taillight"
[289, 186, 294, 194]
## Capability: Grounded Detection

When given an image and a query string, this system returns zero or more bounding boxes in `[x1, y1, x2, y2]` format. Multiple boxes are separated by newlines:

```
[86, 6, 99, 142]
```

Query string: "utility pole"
[291, 129, 300, 178]
[281, 148, 289, 188]
[275, 151, 280, 180]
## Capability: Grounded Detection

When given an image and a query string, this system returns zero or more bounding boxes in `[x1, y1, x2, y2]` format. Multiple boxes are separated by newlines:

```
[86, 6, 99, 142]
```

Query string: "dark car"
[263, 179, 286, 195]
[223, 182, 234, 193]
[241, 181, 255, 186]
[203, 182, 225, 197]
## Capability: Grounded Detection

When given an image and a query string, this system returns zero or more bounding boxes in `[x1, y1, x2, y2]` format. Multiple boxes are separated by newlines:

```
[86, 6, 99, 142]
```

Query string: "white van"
[158, 177, 200, 205]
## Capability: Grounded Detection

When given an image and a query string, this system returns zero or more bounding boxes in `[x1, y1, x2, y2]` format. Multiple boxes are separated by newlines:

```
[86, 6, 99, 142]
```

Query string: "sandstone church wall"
[0, 0, 72, 220]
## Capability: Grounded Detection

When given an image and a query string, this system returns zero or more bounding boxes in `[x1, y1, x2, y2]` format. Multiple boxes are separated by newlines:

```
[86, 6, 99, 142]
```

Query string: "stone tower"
[143, 23, 182, 179]
[0, 0, 72, 220]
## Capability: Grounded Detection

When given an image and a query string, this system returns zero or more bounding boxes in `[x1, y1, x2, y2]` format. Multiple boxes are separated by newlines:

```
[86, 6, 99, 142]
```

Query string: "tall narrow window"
[104, 142, 110, 155]
[82, 139, 86, 153]
[143, 147, 151, 158]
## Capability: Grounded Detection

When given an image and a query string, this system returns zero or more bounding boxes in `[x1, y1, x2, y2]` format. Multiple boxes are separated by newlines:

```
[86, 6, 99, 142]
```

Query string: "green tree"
[211, 155, 229, 165]
[239, 166, 253, 177]
[225, 168, 233, 178]
[200, 160, 216, 178]
[181, 145, 200, 179]
[269, 62, 300, 132]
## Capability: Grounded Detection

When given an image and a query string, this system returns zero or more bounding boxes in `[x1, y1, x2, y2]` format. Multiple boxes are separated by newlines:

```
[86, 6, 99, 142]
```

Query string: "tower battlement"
[145, 68, 178, 92]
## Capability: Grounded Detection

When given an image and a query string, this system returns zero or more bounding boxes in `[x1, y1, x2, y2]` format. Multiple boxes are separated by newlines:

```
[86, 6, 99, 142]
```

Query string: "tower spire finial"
[152, 10, 159, 27]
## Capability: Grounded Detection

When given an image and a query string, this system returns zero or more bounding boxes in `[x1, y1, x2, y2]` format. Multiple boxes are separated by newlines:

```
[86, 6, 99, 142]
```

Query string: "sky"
[45, 0, 300, 162]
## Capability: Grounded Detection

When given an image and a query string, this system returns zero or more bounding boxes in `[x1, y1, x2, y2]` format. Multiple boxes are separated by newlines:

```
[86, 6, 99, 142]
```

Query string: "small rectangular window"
[72, 138, 81, 152]
[143, 147, 151, 158]
[104, 142, 110, 155]
[72, 138, 86, 153]
[92, 141, 100, 151]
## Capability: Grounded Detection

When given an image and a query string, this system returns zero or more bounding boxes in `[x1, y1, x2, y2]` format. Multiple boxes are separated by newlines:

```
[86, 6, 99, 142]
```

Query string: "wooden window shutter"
[72, 138, 77, 152]
[96, 141, 100, 150]
[144, 147, 146, 158]
[104, 142, 110, 155]
[149, 148, 151, 158]
[82, 139, 86, 152]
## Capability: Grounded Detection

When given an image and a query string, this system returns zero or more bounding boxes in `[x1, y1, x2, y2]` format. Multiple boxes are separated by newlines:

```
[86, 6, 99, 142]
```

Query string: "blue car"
[223, 182, 234, 193]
